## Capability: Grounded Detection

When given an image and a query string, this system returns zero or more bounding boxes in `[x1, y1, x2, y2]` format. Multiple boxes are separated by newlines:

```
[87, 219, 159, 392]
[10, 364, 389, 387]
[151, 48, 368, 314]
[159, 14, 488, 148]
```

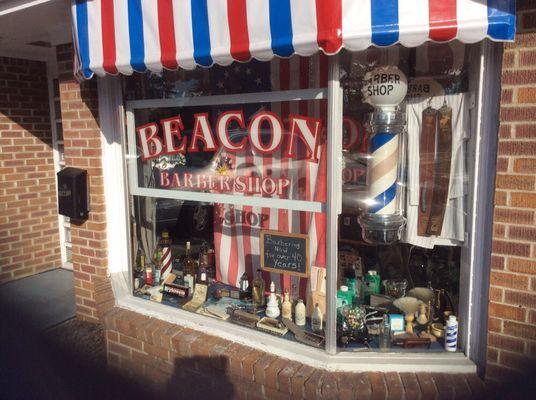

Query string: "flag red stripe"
[101, 0, 117, 74]
[227, 0, 251, 62]
[316, 0, 342, 53]
[157, 0, 178, 69]
[429, 0, 457, 42]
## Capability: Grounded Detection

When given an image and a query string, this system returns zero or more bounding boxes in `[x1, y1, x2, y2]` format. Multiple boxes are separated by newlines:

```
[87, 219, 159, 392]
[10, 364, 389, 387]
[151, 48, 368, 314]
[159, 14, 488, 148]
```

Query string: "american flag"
[213, 54, 328, 303]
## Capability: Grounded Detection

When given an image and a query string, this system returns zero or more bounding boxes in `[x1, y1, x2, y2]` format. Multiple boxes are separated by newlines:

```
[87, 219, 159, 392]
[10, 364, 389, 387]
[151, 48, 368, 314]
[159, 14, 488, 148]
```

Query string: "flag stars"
[217, 81, 225, 89]
[246, 68, 252, 75]
[234, 65, 241, 73]
[255, 77, 262, 85]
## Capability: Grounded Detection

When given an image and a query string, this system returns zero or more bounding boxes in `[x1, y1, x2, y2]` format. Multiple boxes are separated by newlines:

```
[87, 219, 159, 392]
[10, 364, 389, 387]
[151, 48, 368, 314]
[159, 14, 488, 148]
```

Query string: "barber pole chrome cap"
[359, 66, 408, 245]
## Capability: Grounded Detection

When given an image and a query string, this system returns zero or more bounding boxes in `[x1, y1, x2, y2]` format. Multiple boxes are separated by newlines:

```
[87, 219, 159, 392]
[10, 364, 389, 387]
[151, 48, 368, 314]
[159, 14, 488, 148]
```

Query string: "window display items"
[378, 315, 391, 352]
[281, 290, 292, 319]
[252, 269, 265, 308]
[358, 66, 408, 245]
[157, 230, 172, 283]
[265, 281, 280, 319]
[311, 304, 324, 333]
[445, 315, 458, 352]
[295, 299, 306, 326]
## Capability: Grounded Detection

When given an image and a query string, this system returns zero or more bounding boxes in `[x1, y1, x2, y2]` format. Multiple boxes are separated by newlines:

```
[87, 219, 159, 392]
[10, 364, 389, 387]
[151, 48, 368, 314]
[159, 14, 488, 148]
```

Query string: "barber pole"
[368, 132, 399, 215]
[159, 231, 173, 282]
[358, 66, 408, 245]
[160, 246, 172, 282]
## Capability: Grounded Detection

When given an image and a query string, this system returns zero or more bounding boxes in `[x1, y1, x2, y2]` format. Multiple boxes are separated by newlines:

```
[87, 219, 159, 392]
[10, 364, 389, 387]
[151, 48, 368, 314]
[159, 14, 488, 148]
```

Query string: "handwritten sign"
[260, 230, 309, 278]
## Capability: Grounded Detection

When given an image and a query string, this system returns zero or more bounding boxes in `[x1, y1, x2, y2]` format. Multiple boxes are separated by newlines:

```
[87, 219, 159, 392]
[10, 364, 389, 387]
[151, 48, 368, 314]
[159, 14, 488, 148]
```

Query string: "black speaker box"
[57, 167, 89, 220]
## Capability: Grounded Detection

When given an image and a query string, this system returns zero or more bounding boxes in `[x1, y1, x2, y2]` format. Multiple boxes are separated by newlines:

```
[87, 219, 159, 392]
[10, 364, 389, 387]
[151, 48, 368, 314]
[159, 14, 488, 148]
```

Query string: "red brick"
[515, 124, 536, 139]
[488, 302, 526, 322]
[508, 258, 536, 274]
[487, 347, 499, 363]
[495, 173, 535, 190]
[488, 317, 503, 333]
[503, 320, 536, 340]
[509, 225, 536, 241]
[290, 364, 315, 400]
[489, 287, 503, 302]
[504, 290, 536, 309]
[304, 369, 323, 400]
[490, 271, 530, 290]
[510, 191, 536, 208]
[492, 240, 531, 257]
[252, 353, 277, 385]
[500, 351, 535, 371]
[488, 333, 526, 353]
[491, 255, 505, 270]
[276, 360, 301, 395]
[501, 69, 536, 85]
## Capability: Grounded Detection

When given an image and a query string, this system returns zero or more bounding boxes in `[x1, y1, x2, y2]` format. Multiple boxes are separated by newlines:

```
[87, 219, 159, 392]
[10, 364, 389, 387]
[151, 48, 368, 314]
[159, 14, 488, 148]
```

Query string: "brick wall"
[56, 44, 108, 323]
[0, 57, 61, 284]
[101, 306, 486, 400]
[487, 1, 536, 380]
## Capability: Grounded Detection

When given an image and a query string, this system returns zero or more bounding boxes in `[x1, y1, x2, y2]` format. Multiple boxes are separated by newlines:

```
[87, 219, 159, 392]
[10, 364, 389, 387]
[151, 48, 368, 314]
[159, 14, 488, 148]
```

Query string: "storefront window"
[126, 56, 329, 349]
[337, 42, 475, 352]
[124, 43, 482, 355]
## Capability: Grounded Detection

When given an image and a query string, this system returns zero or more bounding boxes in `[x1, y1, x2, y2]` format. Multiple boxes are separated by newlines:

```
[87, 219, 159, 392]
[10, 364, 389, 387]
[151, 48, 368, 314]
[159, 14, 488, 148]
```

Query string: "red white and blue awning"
[72, 0, 516, 79]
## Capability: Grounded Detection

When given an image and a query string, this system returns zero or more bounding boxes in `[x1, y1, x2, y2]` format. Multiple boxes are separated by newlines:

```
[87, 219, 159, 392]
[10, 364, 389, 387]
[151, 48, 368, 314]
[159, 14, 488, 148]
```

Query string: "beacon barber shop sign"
[135, 109, 324, 198]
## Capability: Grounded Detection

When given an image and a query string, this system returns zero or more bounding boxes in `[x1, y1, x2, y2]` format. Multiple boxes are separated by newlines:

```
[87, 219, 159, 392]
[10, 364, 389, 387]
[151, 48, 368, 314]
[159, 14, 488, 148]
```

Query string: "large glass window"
[337, 42, 476, 352]
[126, 56, 330, 349]
[124, 43, 482, 355]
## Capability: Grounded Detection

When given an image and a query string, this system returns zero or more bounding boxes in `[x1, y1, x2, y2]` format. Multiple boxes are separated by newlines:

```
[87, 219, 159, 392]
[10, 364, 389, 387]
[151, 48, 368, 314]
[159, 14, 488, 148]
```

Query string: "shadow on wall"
[0, 302, 235, 400]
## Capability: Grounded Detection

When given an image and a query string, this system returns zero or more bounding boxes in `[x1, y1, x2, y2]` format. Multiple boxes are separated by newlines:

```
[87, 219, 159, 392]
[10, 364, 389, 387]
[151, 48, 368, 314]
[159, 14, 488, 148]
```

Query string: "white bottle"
[295, 299, 306, 326]
[445, 315, 458, 352]
[265, 281, 280, 318]
[311, 303, 323, 333]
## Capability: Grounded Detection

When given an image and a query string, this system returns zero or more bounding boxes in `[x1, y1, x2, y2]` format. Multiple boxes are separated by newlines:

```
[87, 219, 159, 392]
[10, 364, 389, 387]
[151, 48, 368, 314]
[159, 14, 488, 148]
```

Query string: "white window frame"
[99, 43, 503, 372]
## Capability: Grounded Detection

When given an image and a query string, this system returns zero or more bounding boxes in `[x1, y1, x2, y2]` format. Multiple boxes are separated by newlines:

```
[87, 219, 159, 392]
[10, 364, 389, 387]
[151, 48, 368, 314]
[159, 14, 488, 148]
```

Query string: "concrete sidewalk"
[0, 268, 75, 330]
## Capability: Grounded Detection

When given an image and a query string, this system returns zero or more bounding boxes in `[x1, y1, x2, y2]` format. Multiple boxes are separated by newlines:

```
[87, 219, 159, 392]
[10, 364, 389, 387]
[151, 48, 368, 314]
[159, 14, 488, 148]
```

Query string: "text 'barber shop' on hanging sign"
[260, 230, 309, 278]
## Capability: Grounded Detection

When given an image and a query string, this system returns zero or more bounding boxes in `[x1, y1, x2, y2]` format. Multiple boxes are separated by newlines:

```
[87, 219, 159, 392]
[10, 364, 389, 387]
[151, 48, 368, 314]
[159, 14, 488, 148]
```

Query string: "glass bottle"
[311, 303, 323, 333]
[295, 299, 306, 326]
[239, 272, 250, 299]
[183, 241, 197, 278]
[252, 269, 265, 308]
[379, 314, 391, 352]
[281, 290, 292, 319]
[197, 254, 208, 284]
[135, 244, 145, 274]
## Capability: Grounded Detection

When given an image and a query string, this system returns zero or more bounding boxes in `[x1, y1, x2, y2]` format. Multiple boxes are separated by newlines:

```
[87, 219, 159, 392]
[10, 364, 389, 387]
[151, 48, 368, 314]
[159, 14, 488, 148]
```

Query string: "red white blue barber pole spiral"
[358, 66, 408, 245]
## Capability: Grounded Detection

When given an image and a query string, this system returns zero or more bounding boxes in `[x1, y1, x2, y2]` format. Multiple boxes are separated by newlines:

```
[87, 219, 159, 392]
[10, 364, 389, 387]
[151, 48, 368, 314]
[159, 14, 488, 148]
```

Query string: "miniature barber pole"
[358, 66, 408, 245]
[445, 315, 458, 352]
[159, 230, 173, 283]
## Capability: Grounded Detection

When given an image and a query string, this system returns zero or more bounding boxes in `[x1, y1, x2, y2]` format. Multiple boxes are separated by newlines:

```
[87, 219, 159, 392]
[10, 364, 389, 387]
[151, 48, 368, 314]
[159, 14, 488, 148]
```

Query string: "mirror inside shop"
[129, 42, 476, 353]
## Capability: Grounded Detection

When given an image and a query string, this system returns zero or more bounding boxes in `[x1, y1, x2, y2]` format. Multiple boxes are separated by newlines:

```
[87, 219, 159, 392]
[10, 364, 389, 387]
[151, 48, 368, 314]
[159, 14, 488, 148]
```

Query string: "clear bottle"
[252, 269, 265, 308]
[311, 303, 323, 333]
[183, 241, 197, 278]
[379, 314, 391, 352]
[239, 272, 250, 299]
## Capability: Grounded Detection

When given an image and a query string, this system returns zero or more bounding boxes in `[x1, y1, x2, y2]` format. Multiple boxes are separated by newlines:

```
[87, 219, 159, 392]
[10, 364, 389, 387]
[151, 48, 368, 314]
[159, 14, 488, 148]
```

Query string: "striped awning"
[72, 0, 516, 79]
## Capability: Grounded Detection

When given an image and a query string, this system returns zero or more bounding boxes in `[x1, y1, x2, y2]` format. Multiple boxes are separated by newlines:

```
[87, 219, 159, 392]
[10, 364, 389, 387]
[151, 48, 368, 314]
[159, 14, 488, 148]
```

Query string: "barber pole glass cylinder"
[358, 66, 408, 245]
